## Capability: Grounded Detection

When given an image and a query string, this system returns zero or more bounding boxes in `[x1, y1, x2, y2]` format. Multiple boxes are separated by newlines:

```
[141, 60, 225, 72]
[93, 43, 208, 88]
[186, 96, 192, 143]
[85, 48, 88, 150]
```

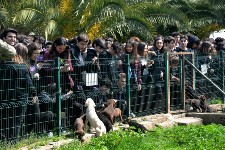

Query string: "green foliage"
[59, 124, 225, 150]
[1, 124, 225, 150]
[208, 98, 223, 104]
[1, 0, 225, 41]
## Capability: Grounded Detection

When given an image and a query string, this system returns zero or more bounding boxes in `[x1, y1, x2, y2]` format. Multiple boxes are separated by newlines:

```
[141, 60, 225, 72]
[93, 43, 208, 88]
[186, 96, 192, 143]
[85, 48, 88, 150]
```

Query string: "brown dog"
[74, 114, 85, 140]
[186, 99, 202, 112]
[101, 99, 117, 124]
[113, 108, 123, 123]
[198, 95, 217, 113]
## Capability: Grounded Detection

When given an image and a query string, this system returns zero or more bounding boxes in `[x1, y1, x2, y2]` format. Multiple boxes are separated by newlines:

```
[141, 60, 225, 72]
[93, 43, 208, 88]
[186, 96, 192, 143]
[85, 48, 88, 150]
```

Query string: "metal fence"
[0, 51, 225, 142]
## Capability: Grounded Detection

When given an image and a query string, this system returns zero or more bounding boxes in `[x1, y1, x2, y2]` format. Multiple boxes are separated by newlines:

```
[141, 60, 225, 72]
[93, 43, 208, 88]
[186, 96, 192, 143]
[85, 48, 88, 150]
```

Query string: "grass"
[0, 132, 68, 150]
[1, 124, 225, 150]
[59, 124, 225, 150]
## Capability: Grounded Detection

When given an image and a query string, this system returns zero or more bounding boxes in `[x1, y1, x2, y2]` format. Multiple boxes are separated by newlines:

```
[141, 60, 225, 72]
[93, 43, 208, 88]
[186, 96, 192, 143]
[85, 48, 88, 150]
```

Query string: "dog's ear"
[85, 98, 90, 107]
[84, 101, 87, 107]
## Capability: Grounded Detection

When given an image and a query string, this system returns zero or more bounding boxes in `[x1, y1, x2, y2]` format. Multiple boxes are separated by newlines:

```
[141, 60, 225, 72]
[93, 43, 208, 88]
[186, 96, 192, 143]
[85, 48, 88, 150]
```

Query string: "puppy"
[74, 114, 85, 140]
[199, 95, 217, 113]
[113, 108, 123, 123]
[186, 99, 202, 112]
[97, 112, 113, 132]
[122, 118, 150, 133]
[101, 99, 117, 124]
[72, 101, 84, 126]
[85, 98, 106, 137]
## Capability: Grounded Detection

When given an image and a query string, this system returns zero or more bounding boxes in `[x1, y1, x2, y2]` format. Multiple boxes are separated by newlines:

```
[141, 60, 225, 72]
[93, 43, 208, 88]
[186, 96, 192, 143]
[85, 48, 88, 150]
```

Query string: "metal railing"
[0, 51, 225, 142]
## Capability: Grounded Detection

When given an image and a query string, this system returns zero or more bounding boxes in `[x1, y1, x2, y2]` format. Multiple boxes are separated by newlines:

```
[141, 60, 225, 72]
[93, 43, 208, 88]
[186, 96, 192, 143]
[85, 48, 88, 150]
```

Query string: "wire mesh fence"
[183, 51, 225, 112]
[0, 51, 225, 142]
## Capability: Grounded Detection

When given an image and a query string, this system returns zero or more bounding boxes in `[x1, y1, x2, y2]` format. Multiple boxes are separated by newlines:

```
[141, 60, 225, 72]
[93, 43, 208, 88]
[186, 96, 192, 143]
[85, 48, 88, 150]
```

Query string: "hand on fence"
[32, 96, 38, 104]
[160, 71, 164, 79]
[37, 62, 43, 69]
[92, 56, 98, 64]
[147, 60, 154, 67]
[33, 73, 40, 80]
[60, 63, 70, 72]
[138, 84, 142, 91]
[172, 76, 180, 83]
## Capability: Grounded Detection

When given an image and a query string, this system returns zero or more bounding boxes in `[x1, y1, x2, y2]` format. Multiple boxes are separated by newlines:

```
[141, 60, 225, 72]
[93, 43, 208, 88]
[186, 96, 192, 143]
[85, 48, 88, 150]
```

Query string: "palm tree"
[67, 0, 156, 42]
[0, 0, 157, 41]
[0, 0, 60, 40]
[188, 0, 225, 38]
[1, 0, 225, 41]
[164, 0, 225, 37]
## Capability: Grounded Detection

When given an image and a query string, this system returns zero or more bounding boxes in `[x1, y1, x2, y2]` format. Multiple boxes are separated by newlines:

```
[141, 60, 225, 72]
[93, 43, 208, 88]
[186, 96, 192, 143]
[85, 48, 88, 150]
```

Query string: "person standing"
[70, 34, 89, 91]
[0, 28, 37, 140]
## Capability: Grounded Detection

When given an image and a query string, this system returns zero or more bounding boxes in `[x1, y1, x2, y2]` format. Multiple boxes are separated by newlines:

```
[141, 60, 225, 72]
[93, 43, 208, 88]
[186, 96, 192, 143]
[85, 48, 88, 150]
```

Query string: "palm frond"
[12, 8, 43, 25]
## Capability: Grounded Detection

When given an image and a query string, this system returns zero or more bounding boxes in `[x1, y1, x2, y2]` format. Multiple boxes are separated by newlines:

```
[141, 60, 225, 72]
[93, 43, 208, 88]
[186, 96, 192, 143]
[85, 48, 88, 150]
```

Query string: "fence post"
[125, 54, 131, 117]
[191, 53, 196, 90]
[220, 51, 225, 103]
[164, 52, 170, 113]
[179, 57, 185, 111]
[55, 57, 61, 136]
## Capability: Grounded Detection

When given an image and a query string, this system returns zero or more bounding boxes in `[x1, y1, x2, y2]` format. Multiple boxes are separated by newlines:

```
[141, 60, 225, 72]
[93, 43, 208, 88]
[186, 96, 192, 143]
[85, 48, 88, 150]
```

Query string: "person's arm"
[135, 59, 142, 91]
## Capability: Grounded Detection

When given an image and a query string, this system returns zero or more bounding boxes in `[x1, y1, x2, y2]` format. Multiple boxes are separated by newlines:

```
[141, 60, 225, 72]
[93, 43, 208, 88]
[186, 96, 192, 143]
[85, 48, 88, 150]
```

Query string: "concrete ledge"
[133, 113, 175, 124]
[156, 121, 177, 128]
[173, 113, 186, 119]
[186, 113, 225, 125]
[174, 117, 203, 126]
[209, 104, 225, 112]
[140, 121, 156, 130]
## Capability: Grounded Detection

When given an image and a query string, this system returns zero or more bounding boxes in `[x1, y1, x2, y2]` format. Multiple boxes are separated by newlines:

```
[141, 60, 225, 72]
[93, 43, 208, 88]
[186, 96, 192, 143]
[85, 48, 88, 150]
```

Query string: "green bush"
[208, 98, 223, 104]
[60, 124, 225, 150]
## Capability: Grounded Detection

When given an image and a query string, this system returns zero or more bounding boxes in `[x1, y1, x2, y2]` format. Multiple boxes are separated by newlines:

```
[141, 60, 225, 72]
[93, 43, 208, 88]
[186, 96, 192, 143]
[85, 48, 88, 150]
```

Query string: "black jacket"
[0, 63, 36, 101]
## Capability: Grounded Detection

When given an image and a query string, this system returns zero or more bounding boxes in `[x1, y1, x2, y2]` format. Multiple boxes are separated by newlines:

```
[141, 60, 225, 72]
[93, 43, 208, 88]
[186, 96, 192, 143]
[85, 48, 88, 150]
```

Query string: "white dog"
[85, 98, 106, 137]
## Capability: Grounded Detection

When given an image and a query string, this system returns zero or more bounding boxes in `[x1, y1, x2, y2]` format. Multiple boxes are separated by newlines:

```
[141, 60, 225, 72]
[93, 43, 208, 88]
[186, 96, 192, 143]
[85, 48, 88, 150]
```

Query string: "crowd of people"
[0, 27, 224, 140]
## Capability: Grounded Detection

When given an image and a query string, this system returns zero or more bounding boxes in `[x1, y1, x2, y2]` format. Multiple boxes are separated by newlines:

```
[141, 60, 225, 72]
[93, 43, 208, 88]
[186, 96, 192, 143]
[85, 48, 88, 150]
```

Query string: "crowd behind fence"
[0, 51, 225, 141]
